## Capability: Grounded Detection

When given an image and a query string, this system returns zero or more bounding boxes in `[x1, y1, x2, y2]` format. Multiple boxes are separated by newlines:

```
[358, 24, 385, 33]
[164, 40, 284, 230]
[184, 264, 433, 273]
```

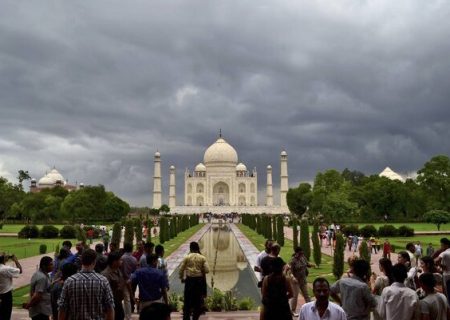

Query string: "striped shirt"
[58, 270, 114, 320]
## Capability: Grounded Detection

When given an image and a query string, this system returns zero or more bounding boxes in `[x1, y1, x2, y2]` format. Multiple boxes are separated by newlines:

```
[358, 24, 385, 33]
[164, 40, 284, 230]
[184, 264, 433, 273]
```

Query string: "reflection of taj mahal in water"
[152, 134, 290, 214]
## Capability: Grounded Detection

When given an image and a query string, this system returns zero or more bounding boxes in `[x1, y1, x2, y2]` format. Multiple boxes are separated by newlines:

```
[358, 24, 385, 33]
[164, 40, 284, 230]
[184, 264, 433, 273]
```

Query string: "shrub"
[124, 220, 134, 246]
[223, 291, 238, 311]
[55, 243, 60, 255]
[359, 241, 371, 267]
[237, 297, 254, 310]
[397, 225, 414, 237]
[272, 217, 277, 240]
[60, 225, 77, 238]
[168, 292, 181, 312]
[206, 288, 224, 311]
[134, 219, 143, 243]
[76, 226, 86, 242]
[40, 225, 60, 238]
[341, 224, 359, 237]
[378, 225, 398, 237]
[39, 244, 47, 254]
[18, 225, 39, 238]
[359, 225, 378, 238]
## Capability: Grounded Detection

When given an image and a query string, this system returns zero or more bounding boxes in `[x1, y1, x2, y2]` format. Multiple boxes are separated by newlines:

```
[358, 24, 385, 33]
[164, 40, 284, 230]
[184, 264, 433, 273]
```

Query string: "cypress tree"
[272, 216, 277, 240]
[124, 220, 134, 246]
[256, 216, 262, 235]
[292, 218, 298, 250]
[111, 222, 122, 246]
[134, 219, 143, 243]
[312, 223, 321, 267]
[267, 216, 273, 240]
[359, 240, 371, 273]
[159, 217, 167, 244]
[300, 219, 311, 260]
[276, 216, 284, 246]
[333, 233, 345, 280]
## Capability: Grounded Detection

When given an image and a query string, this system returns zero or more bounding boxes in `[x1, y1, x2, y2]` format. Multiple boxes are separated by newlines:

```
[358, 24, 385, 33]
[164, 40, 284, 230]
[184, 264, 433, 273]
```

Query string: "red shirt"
[132, 250, 143, 261]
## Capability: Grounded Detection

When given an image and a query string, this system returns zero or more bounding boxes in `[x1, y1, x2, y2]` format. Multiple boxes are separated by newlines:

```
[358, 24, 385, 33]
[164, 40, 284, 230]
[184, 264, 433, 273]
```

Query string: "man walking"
[131, 253, 168, 311]
[26, 256, 53, 320]
[120, 243, 137, 320]
[377, 263, 419, 320]
[300, 277, 347, 320]
[289, 247, 313, 316]
[179, 242, 209, 320]
[0, 253, 22, 320]
[254, 239, 273, 284]
[330, 259, 377, 320]
[103, 252, 128, 320]
[418, 272, 449, 320]
[58, 249, 115, 320]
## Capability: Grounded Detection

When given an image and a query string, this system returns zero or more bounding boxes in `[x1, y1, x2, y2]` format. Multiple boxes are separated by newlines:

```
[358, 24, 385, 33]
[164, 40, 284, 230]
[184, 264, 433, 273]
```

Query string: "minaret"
[266, 165, 273, 206]
[152, 151, 162, 209]
[169, 165, 176, 208]
[280, 150, 288, 207]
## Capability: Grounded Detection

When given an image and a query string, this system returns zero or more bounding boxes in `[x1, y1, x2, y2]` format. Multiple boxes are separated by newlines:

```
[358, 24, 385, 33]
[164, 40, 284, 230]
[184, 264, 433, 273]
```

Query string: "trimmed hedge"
[360, 225, 377, 238]
[341, 225, 359, 237]
[60, 225, 77, 238]
[378, 225, 398, 237]
[40, 225, 60, 238]
[397, 225, 414, 237]
[18, 225, 39, 238]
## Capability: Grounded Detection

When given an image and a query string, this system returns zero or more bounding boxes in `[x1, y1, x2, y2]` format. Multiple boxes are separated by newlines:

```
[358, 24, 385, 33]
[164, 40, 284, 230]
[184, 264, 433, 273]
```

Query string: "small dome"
[155, 151, 161, 157]
[38, 176, 53, 185]
[195, 163, 206, 171]
[204, 138, 238, 165]
[170, 165, 175, 170]
[236, 163, 247, 171]
[281, 150, 287, 156]
[267, 165, 272, 169]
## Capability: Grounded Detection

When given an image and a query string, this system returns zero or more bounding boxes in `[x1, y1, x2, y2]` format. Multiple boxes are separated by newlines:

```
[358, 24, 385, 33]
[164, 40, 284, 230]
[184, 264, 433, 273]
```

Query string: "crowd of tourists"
[254, 237, 450, 320]
[2, 231, 450, 320]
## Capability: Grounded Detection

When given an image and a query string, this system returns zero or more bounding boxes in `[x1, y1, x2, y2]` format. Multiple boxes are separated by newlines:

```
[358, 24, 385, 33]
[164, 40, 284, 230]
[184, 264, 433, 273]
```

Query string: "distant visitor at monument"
[152, 133, 290, 214]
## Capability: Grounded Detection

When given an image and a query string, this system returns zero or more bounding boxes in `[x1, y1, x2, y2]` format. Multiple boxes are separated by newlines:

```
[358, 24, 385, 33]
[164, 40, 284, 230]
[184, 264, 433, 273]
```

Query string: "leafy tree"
[321, 191, 357, 223]
[312, 223, 321, 267]
[417, 155, 450, 211]
[333, 233, 345, 280]
[286, 183, 312, 217]
[424, 210, 450, 231]
[104, 192, 130, 221]
[341, 168, 366, 186]
[0, 177, 25, 221]
[134, 219, 143, 243]
[300, 219, 310, 260]
[17, 170, 31, 191]
[276, 216, 285, 246]
[160, 204, 170, 213]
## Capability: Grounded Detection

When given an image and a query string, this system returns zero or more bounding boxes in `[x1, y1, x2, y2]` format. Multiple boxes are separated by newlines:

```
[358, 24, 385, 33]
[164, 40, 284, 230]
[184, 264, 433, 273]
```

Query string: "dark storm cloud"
[1, 0, 449, 205]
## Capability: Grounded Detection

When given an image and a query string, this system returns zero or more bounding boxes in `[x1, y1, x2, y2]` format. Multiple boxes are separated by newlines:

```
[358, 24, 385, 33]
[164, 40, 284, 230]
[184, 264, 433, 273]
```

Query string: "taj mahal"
[152, 134, 290, 214]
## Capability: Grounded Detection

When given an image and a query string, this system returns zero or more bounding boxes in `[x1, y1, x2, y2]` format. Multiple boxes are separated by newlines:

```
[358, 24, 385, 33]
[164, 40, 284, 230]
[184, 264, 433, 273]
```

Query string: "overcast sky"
[1, 1, 449, 206]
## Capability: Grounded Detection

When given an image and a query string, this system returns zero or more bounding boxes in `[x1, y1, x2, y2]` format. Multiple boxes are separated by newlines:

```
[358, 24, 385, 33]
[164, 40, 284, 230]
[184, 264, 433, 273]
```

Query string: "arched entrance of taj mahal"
[213, 182, 230, 205]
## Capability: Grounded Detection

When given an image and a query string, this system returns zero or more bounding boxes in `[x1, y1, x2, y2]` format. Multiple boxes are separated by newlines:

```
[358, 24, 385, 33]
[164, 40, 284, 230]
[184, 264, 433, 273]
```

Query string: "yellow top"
[179, 253, 210, 279]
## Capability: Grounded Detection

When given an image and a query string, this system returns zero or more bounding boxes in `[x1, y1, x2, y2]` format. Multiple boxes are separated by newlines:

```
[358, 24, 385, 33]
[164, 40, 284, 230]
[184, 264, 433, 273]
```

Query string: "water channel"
[168, 223, 261, 305]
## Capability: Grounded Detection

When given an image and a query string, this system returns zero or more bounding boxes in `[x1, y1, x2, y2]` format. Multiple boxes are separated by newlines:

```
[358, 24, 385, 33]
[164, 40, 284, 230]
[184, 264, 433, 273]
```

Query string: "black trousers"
[183, 276, 206, 320]
[114, 299, 125, 320]
[0, 290, 13, 320]
[31, 314, 50, 320]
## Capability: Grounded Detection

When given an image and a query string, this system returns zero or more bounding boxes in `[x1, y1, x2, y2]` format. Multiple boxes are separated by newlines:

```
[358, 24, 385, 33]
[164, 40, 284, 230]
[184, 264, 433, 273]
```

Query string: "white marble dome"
[203, 138, 238, 165]
[236, 163, 247, 171]
[195, 163, 206, 171]
[38, 168, 65, 185]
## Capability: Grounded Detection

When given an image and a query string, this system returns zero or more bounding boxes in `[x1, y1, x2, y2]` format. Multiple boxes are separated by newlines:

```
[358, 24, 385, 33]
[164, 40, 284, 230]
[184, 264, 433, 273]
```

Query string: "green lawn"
[237, 224, 337, 284]
[12, 285, 29, 307]
[0, 237, 77, 259]
[151, 224, 205, 257]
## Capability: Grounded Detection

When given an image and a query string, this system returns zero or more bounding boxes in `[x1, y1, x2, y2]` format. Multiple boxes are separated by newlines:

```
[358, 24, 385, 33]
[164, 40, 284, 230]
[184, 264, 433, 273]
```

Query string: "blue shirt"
[131, 267, 168, 302]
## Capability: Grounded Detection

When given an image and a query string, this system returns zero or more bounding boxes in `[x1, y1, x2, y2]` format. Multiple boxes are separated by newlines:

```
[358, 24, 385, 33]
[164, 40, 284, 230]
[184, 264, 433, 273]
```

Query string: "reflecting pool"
[168, 223, 261, 304]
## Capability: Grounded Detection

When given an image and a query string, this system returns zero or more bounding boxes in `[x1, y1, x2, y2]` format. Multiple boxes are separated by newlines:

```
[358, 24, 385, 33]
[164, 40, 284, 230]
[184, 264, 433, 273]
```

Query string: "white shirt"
[300, 301, 347, 320]
[255, 251, 268, 280]
[439, 248, 450, 275]
[378, 282, 419, 320]
[0, 264, 21, 294]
